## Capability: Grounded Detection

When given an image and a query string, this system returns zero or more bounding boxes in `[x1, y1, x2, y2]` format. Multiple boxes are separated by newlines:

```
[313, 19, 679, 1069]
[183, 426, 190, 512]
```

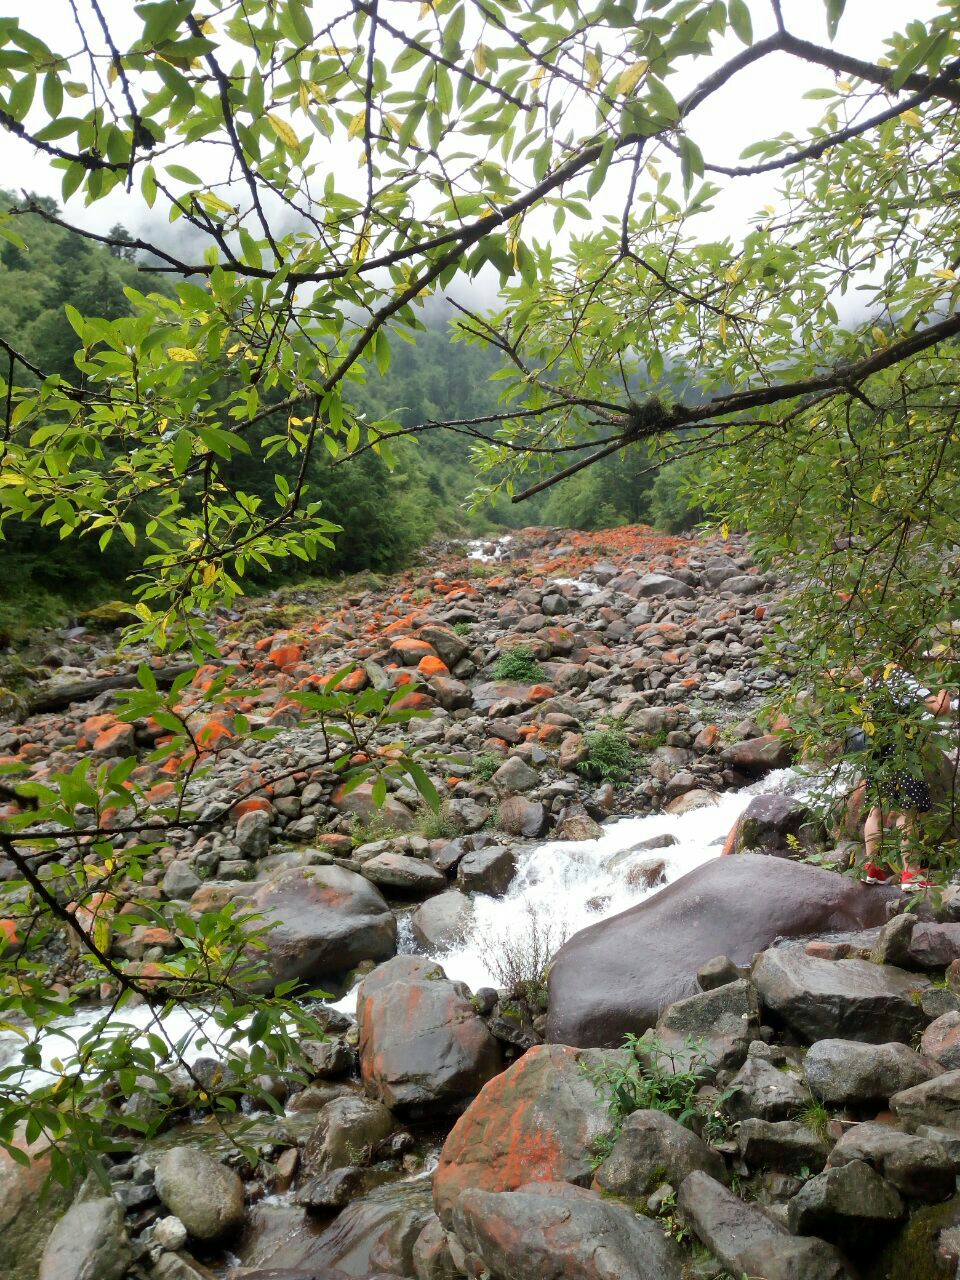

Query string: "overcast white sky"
[0, 1, 939, 260]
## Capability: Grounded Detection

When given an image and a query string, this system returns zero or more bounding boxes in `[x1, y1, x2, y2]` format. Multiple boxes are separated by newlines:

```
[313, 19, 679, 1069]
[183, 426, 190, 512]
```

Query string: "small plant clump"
[416, 802, 462, 840]
[796, 1098, 831, 1141]
[472, 752, 502, 781]
[451, 621, 472, 636]
[492, 643, 546, 683]
[476, 902, 569, 1011]
[576, 725, 638, 785]
[585, 1033, 738, 1161]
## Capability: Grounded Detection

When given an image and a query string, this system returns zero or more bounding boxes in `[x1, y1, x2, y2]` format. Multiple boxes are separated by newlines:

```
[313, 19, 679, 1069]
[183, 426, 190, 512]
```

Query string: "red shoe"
[900, 868, 934, 891]
[862, 862, 892, 885]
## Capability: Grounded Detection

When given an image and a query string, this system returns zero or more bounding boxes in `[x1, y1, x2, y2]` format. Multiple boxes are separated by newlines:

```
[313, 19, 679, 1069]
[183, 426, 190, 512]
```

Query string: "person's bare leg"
[897, 811, 917, 876]
[864, 805, 884, 864]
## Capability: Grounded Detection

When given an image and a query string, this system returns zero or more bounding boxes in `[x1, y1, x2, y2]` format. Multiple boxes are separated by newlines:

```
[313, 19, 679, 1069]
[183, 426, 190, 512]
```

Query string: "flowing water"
[2, 769, 811, 1088]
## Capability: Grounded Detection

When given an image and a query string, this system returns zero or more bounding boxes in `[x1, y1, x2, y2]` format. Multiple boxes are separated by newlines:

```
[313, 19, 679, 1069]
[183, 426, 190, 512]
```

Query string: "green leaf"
[728, 0, 752, 45]
[172, 430, 192, 475]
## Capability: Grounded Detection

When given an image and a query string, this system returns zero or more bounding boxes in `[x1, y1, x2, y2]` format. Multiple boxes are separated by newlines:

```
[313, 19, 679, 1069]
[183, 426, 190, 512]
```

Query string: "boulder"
[753, 949, 929, 1045]
[593, 1108, 724, 1197]
[330, 780, 417, 831]
[235, 808, 271, 857]
[38, 1198, 131, 1280]
[301, 1094, 397, 1175]
[804, 1039, 940, 1105]
[922, 1011, 960, 1071]
[733, 793, 815, 856]
[496, 796, 547, 838]
[720, 734, 793, 775]
[451, 1180, 683, 1280]
[490, 756, 539, 793]
[891, 1070, 960, 1130]
[245, 865, 396, 991]
[678, 1171, 852, 1279]
[546, 855, 894, 1047]
[738, 1118, 831, 1173]
[154, 1147, 245, 1243]
[250, 1180, 434, 1276]
[410, 890, 474, 953]
[412, 1215, 459, 1280]
[827, 1122, 956, 1201]
[357, 956, 502, 1115]
[787, 1159, 905, 1251]
[362, 853, 447, 897]
[457, 845, 516, 896]
[0, 1137, 71, 1280]
[634, 573, 696, 599]
[909, 923, 960, 970]
[433, 1043, 624, 1228]
[653, 978, 759, 1075]
[725, 1053, 811, 1122]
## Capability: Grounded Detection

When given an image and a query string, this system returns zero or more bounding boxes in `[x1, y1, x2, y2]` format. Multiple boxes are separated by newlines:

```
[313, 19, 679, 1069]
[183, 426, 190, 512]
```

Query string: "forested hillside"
[0, 193, 693, 635]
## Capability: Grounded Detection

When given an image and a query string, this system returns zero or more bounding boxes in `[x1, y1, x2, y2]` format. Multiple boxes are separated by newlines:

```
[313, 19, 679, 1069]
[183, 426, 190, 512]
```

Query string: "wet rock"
[804, 1039, 940, 1105]
[787, 1159, 905, 1251]
[553, 809, 602, 841]
[39, 1197, 131, 1280]
[301, 1037, 356, 1078]
[496, 796, 546, 838]
[909, 923, 960, 970]
[593, 1108, 724, 1197]
[725, 1053, 811, 1121]
[301, 1094, 397, 1175]
[891, 1070, 960, 1131]
[457, 845, 516, 895]
[294, 1165, 369, 1212]
[547, 855, 894, 1048]
[0, 1139, 71, 1280]
[412, 1215, 459, 1280]
[922, 1011, 960, 1071]
[362, 852, 447, 897]
[357, 956, 502, 1115]
[678, 1171, 852, 1279]
[752, 948, 929, 1045]
[245, 865, 396, 991]
[827, 1121, 956, 1201]
[720, 735, 793, 775]
[433, 1043, 624, 1228]
[653, 977, 760, 1074]
[734, 793, 814, 857]
[154, 1147, 245, 1243]
[697, 955, 744, 990]
[738, 1118, 831, 1173]
[410, 890, 474, 952]
[451, 1180, 683, 1280]
[251, 1179, 434, 1276]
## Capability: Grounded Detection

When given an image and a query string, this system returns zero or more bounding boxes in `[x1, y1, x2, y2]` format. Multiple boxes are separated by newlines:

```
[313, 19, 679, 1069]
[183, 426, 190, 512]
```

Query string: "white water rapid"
[427, 767, 807, 993]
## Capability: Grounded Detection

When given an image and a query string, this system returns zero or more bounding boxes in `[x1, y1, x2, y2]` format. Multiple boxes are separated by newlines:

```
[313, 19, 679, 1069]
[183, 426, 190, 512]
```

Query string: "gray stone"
[594, 1108, 724, 1197]
[873, 913, 917, 966]
[922, 1010, 960, 1071]
[891, 1069, 960, 1131]
[734, 793, 814, 857]
[738, 1118, 831, 1173]
[457, 845, 516, 896]
[39, 1197, 131, 1280]
[752, 948, 929, 1044]
[162, 859, 201, 900]
[697, 955, 745, 990]
[654, 978, 759, 1074]
[909, 923, 960, 970]
[733, 1236, 855, 1280]
[634, 573, 696, 599]
[722, 573, 766, 594]
[491, 756, 540, 793]
[301, 1094, 396, 1175]
[235, 808, 271, 856]
[547, 855, 895, 1048]
[357, 956, 502, 1114]
[363, 852, 447, 896]
[411, 890, 474, 953]
[496, 796, 547, 838]
[803, 1039, 940, 1106]
[451, 1180, 683, 1280]
[151, 1215, 187, 1251]
[827, 1121, 956, 1201]
[725, 1054, 811, 1122]
[154, 1147, 245, 1242]
[412, 1215, 459, 1280]
[787, 1159, 905, 1250]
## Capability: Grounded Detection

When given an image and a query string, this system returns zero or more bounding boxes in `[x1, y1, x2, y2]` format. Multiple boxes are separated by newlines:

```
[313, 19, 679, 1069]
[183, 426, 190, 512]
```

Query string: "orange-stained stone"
[269, 643, 303, 669]
[338, 668, 368, 692]
[525, 684, 556, 704]
[232, 795, 274, 820]
[93, 722, 134, 755]
[0, 918, 20, 950]
[537, 723, 564, 743]
[146, 782, 176, 804]
[417, 654, 449, 677]
[393, 691, 436, 711]
[197, 719, 233, 748]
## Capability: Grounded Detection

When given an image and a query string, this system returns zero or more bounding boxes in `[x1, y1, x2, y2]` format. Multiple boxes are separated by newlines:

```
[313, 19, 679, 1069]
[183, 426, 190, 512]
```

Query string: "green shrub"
[493, 644, 546, 682]
[472, 752, 502, 781]
[416, 802, 462, 840]
[451, 621, 472, 636]
[576, 726, 637, 784]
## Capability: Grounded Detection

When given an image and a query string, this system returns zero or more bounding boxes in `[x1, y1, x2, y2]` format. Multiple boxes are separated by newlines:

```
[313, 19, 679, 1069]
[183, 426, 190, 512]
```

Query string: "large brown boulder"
[356, 956, 502, 1115]
[546, 854, 896, 1047]
[433, 1043, 624, 1229]
[0, 1135, 70, 1280]
[245, 865, 396, 992]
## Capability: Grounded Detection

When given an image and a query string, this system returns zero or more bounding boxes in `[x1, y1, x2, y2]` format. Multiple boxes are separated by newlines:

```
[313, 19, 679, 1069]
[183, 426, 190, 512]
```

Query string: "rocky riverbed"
[4, 524, 960, 1280]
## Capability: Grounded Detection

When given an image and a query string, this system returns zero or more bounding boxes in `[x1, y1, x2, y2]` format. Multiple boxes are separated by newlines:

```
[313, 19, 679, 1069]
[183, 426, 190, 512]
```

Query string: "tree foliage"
[1, 0, 960, 1177]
